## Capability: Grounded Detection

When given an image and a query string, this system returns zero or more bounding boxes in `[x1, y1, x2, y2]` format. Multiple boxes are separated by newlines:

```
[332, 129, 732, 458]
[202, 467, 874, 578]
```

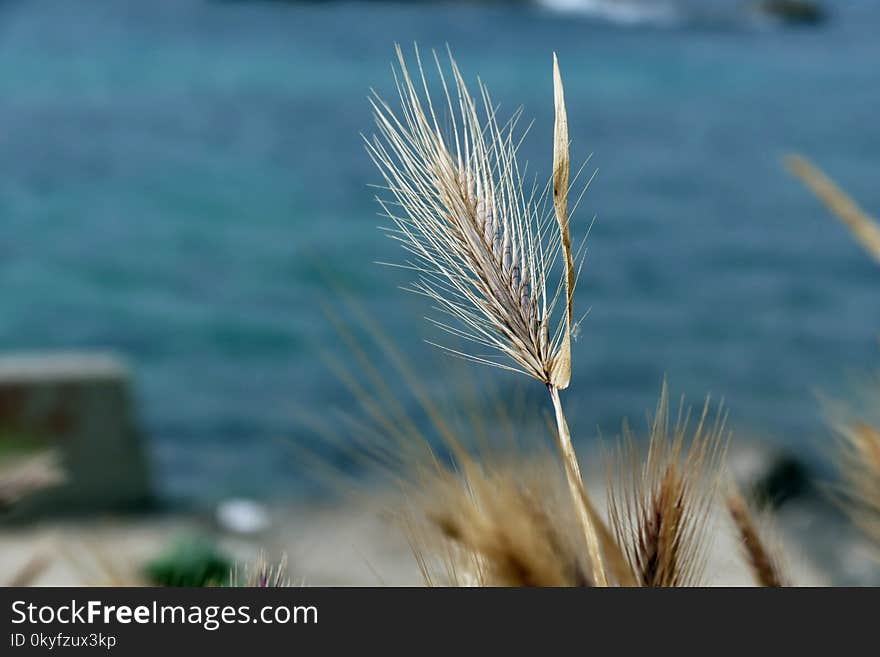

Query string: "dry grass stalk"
[421, 459, 591, 586]
[5, 554, 51, 587]
[726, 487, 787, 587]
[785, 154, 880, 263]
[835, 422, 880, 547]
[368, 45, 606, 583]
[231, 554, 290, 587]
[607, 385, 726, 587]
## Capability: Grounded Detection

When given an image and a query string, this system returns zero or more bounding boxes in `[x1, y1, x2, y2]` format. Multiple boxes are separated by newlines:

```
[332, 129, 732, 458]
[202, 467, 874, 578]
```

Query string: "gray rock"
[755, 0, 828, 25]
[0, 352, 152, 519]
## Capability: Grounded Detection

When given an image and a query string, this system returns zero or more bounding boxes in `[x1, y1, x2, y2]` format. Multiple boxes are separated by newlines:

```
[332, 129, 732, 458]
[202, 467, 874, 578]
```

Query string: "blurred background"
[0, 0, 878, 584]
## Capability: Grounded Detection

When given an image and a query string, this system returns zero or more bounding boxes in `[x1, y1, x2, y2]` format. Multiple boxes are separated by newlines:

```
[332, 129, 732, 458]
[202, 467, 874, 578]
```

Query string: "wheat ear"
[368, 46, 605, 584]
[607, 385, 726, 587]
[427, 462, 591, 586]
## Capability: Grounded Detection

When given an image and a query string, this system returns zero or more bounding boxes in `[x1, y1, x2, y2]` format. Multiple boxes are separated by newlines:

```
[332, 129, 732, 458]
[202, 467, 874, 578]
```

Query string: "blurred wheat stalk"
[786, 152, 880, 555]
[785, 154, 880, 263]
[835, 423, 880, 548]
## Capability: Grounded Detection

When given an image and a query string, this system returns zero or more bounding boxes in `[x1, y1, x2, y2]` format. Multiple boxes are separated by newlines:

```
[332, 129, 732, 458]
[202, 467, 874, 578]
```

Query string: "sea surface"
[1, 0, 878, 504]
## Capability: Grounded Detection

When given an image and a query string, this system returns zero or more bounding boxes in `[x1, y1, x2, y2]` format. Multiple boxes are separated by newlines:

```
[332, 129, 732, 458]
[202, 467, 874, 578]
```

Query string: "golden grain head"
[414, 458, 592, 587]
[835, 421, 880, 547]
[606, 383, 728, 587]
[367, 45, 587, 388]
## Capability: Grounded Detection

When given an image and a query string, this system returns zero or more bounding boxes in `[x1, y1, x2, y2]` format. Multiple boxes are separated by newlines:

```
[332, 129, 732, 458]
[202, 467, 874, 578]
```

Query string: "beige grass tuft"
[835, 422, 880, 548]
[424, 461, 591, 586]
[607, 384, 727, 587]
[231, 554, 290, 588]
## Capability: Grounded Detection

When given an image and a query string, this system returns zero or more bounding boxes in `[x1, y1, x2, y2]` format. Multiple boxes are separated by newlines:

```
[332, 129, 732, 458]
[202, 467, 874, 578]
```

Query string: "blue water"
[1, 0, 878, 504]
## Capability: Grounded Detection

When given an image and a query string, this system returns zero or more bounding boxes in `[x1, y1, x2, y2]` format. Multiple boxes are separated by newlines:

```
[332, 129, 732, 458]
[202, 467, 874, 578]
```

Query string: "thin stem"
[548, 384, 607, 586]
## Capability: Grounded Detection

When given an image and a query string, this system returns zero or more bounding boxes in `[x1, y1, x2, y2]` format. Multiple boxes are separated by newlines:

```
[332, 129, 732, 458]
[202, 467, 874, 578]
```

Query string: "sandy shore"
[1, 501, 875, 587]
[2, 442, 878, 587]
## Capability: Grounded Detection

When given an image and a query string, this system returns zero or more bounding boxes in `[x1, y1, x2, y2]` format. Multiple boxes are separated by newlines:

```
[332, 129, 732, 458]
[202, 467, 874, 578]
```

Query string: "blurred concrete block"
[0, 352, 151, 517]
